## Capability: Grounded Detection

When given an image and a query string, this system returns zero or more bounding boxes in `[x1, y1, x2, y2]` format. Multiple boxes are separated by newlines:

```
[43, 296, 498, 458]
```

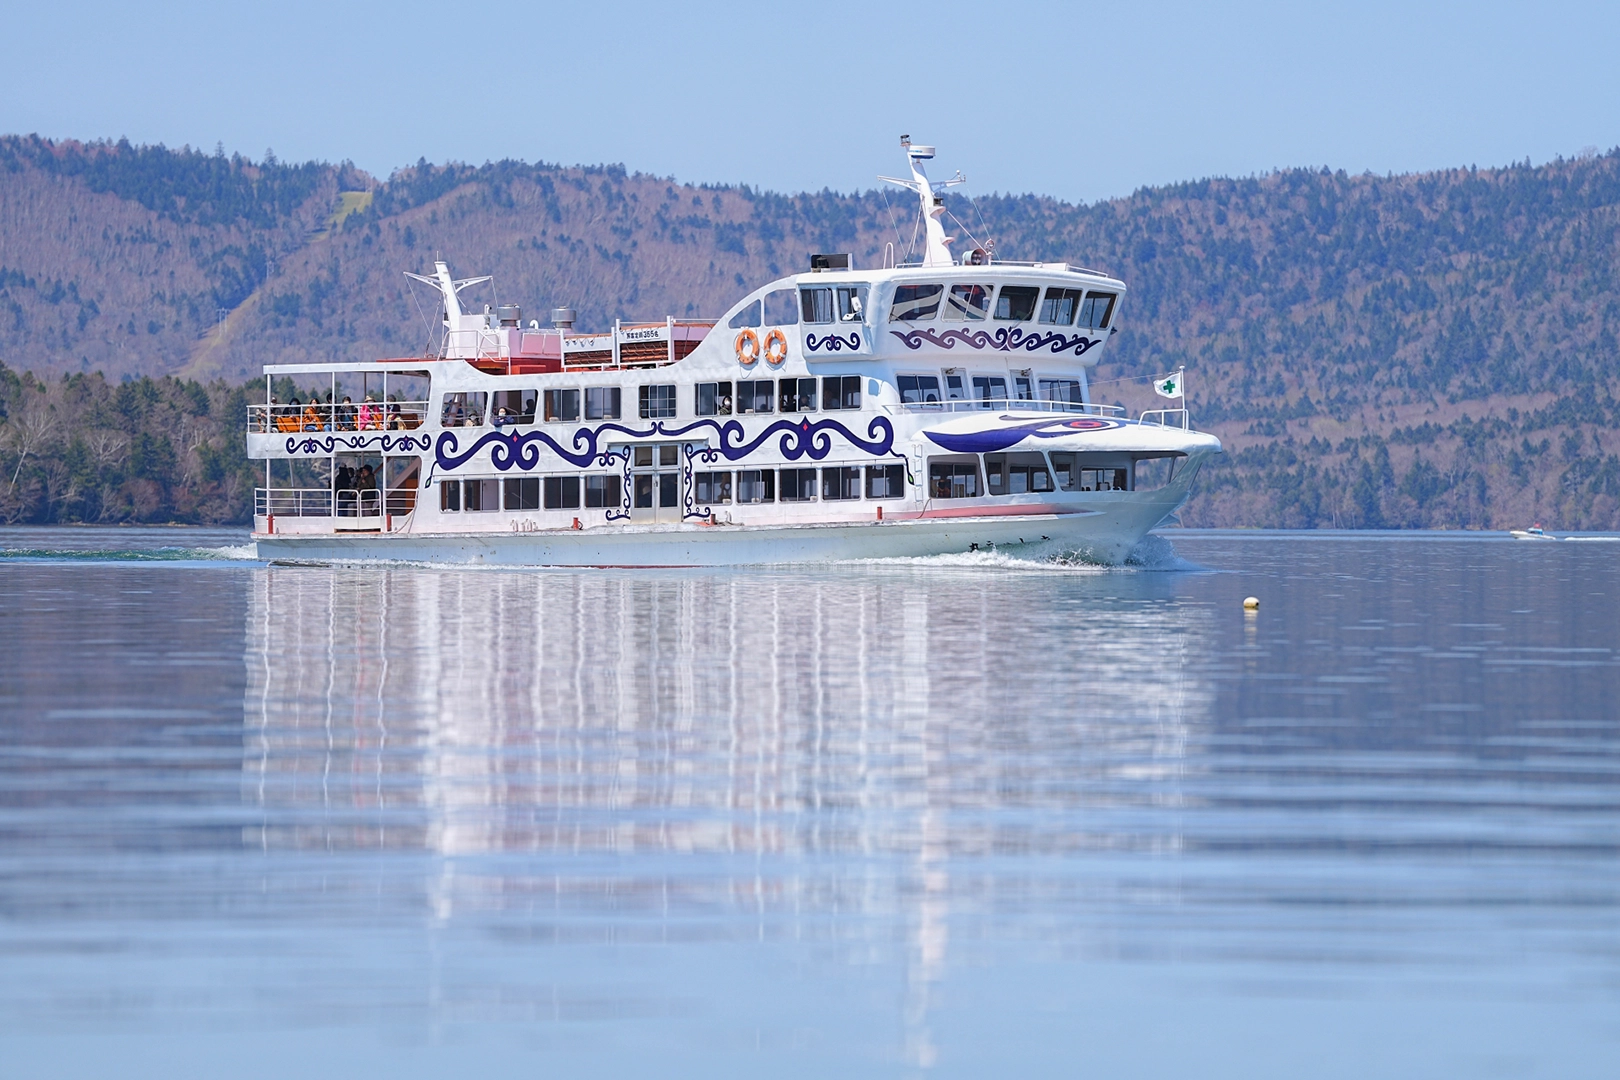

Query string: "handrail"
[247, 400, 429, 434]
[885, 398, 1125, 416]
[259, 487, 413, 520]
[1138, 408, 1190, 429]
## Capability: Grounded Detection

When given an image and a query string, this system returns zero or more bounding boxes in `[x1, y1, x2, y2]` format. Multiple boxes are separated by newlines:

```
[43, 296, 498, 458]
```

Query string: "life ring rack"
[763, 328, 789, 366]
[735, 329, 760, 366]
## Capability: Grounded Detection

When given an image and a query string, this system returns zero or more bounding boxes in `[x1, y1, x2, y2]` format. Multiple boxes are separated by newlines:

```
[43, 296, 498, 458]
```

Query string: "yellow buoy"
[1243, 596, 1260, 611]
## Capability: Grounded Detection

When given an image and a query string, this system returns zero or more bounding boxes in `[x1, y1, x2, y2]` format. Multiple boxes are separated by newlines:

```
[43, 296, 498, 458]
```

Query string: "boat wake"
[851, 532, 1203, 572]
[0, 543, 260, 563]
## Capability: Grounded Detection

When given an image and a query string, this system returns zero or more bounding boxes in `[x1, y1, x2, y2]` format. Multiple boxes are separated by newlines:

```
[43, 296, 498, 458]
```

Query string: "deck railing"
[886, 398, 1126, 416]
[248, 401, 430, 434]
[1137, 408, 1190, 429]
[255, 488, 417, 518]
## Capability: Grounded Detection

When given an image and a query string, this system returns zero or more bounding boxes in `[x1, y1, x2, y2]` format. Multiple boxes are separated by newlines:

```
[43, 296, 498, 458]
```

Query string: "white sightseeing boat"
[248, 140, 1222, 566]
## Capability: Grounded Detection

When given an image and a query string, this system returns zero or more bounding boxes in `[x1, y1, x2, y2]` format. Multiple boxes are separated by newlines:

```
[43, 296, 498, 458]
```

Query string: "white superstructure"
[247, 141, 1221, 566]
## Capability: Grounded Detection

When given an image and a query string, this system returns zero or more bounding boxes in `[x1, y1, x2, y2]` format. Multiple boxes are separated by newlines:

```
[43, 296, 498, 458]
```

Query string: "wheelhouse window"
[503, 476, 541, 511]
[866, 464, 905, 499]
[971, 375, 1008, 407]
[927, 457, 982, 499]
[898, 374, 942, 406]
[944, 373, 966, 401]
[639, 384, 677, 419]
[493, 389, 537, 426]
[1049, 453, 1130, 492]
[780, 468, 818, 502]
[737, 469, 775, 503]
[1078, 291, 1116, 329]
[822, 376, 861, 410]
[889, 284, 944, 322]
[764, 288, 799, 326]
[994, 285, 1039, 321]
[821, 466, 862, 501]
[779, 378, 816, 413]
[1039, 288, 1083, 325]
[695, 471, 732, 504]
[1014, 374, 1034, 401]
[984, 452, 1055, 495]
[543, 476, 581, 509]
[542, 388, 579, 423]
[584, 474, 621, 508]
[440, 392, 486, 427]
[727, 298, 762, 329]
[696, 381, 733, 417]
[836, 285, 867, 323]
[1039, 378, 1085, 410]
[944, 284, 992, 321]
[585, 386, 621, 420]
[737, 380, 774, 415]
[800, 287, 834, 324]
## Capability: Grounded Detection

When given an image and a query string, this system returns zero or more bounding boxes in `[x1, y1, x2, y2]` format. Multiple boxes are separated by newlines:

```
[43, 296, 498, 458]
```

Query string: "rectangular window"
[503, 476, 541, 511]
[866, 464, 905, 499]
[543, 475, 581, 509]
[1014, 375, 1034, 401]
[738, 380, 774, 414]
[464, 478, 499, 512]
[659, 473, 678, 508]
[659, 444, 679, 467]
[821, 466, 862, 501]
[985, 452, 1055, 496]
[493, 389, 537, 426]
[971, 376, 1008, 407]
[994, 285, 1039, 321]
[639, 384, 676, 419]
[542, 388, 579, 423]
[836, 286, 867, 323]
[945, 373, 966, 401]
[821, 375, 861, 410]
[696, 381, 733, 417]
[779, 378, 817, 413]
[1039, 288, 1084, 325]
[800, 287, 834, 324]
[585, 386, 621, 420]
[897, 374, 942, 406]
[765, 288, 799, 326]
[927, 458, 981, 499]
[439, 392, 487, 427]
[943, 284, 992, 321]
[584, 473, 621, 509]
[439, 479, 461, 512]
[1078, 291, 1116, 330]
[695, 471, 732, 504]
[889, 284, 944, 322]
[1039, 378, 1085, 411]
[780, 468, 818, 502]
[633, 474, 654, 508]
[737, 469, 776, 503]
[1078, 468, 1129, 492]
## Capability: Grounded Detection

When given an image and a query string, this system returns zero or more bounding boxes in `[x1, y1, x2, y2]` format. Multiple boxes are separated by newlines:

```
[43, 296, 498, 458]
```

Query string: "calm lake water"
[1, 527, 1617, 1078]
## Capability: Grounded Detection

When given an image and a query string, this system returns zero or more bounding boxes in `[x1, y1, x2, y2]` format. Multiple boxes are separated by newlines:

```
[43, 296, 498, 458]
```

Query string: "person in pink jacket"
[357, 395, 380, 430]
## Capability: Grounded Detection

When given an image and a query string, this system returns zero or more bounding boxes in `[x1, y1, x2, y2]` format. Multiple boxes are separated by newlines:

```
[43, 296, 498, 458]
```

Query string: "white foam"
[196, 543, 262, 561]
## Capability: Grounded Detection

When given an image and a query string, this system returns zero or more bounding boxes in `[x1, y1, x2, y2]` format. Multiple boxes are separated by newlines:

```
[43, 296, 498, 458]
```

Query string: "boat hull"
[254, 482, 1190, 567]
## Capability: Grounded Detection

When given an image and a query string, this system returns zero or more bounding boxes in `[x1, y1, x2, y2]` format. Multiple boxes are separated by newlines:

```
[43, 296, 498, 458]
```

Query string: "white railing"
[257, 488, 418, 519]
[247, 400, 430, 434]
[887, 398, 1125, 416]
[1138, 408, 1190, 429]
[255, 488, 334, 517]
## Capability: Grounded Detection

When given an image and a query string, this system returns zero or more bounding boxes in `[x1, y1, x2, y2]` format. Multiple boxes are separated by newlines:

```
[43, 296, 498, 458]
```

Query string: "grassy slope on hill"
[2, 136, 1618, 528]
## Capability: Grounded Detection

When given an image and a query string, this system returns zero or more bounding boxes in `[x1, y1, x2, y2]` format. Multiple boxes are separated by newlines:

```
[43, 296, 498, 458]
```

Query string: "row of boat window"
[898, 373, 1085, 407]
[439, 376, 865, 427]
[724, 283, 1116, 330]
[892, 284, 1115, 328]
[932, 453, 1130, 498]
[441, 475, 623, 513]
[695, 465, 906, 504]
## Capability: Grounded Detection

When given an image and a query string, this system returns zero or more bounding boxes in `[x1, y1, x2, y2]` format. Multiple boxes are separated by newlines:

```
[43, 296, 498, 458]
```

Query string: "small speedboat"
[1510, 524, 1559, 541]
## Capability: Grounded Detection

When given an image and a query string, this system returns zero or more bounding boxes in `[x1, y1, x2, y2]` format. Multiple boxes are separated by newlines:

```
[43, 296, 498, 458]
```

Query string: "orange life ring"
[763, 328, 788, 366]
[735, 329, 760, 366]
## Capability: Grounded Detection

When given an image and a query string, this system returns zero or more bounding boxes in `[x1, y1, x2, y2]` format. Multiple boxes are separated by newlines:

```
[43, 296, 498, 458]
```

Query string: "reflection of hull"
[256, 474, 1196, 567]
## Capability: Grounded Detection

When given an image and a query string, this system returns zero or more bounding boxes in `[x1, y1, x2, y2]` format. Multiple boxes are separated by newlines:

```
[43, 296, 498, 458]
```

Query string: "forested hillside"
[2, 135, 1618, 528]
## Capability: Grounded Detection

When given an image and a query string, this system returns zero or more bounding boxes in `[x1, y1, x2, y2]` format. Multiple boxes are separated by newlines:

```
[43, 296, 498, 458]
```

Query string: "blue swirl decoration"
[923, 415, 1123, 454]
[806, 331, 861, 352]
[435, 415, 900, 473]
[889, 326, 1101, 357]
[285, 433, 433, 455]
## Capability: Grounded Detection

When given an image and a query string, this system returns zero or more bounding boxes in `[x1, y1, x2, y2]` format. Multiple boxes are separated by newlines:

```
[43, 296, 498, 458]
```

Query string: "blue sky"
[5, 1, 1618, 204]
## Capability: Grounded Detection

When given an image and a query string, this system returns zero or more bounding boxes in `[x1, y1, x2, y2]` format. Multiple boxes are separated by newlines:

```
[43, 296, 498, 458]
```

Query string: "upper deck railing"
[885, 397, 1126, 416]
[249, 400, 430, 434]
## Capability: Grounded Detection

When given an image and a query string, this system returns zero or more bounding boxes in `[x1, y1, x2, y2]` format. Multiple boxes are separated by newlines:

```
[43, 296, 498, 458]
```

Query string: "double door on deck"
[630, 443, 684, 522]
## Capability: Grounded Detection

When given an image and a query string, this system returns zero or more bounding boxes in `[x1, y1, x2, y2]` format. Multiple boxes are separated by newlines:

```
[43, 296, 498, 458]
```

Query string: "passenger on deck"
[387, 404, 403, 430]
[301, 401, 321, 432]
[336, 396, 356, 430]
[334, 465, 356, 515]
[358, 395, 379, 430]
[278, 397, 302, 433]
[493, 407, 512, 429]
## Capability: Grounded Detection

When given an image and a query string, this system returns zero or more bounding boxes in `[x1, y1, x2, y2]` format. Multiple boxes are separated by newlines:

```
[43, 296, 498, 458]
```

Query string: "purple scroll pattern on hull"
[889, 326, 1101, 356]
[923, 415, 1123, 454]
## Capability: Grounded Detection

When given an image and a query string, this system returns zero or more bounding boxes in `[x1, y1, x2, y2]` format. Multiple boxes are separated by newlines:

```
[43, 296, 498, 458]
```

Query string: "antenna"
[878, 136, 965, 267]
